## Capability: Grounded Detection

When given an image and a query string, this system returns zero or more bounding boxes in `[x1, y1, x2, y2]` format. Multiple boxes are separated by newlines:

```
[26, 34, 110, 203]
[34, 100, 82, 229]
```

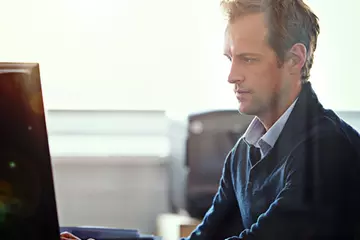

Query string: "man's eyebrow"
[235, 52, 263, 57]
[223, 52, 262, 59]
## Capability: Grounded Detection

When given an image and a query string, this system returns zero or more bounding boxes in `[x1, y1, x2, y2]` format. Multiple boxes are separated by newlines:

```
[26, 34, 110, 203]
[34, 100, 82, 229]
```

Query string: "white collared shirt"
[244, 98, 298, 158]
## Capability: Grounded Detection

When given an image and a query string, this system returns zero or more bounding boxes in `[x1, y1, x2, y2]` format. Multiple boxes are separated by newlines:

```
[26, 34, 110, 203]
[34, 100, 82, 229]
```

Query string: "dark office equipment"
[0, 63, 60, 239]
[167, 110, 253, 219]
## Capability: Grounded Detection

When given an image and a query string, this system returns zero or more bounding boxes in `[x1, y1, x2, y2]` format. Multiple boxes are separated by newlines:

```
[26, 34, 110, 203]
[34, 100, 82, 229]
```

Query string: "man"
[61, 0, 360, 239]
[180, 0, 360, 239]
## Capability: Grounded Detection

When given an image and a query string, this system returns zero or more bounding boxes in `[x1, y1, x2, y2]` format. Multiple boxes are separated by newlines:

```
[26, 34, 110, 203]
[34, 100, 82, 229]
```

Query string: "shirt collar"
[244, 98, 298, 156]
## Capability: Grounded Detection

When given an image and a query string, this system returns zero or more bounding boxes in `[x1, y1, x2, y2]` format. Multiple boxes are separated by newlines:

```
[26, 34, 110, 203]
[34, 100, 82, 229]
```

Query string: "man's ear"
[286, 43, 307, 74]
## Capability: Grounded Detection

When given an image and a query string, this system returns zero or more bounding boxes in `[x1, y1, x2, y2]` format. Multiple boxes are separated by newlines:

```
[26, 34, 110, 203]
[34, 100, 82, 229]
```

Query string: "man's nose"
[227, 63, 245, 84]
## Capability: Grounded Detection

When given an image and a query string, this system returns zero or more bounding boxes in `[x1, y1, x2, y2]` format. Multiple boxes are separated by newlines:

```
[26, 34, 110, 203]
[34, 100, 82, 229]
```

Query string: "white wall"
[0, 0, 220, 112]
[1, 0, 359, 112]
[47, 110, 169, 158]
[305, 0, 360, 111]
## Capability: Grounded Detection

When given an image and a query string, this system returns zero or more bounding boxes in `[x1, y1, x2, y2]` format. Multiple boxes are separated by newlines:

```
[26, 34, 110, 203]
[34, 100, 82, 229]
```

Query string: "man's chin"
[238, 105, 256, 116]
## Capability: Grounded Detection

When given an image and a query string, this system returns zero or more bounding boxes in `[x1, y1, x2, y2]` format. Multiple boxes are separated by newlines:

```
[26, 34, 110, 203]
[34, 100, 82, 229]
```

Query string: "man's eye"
[243, 57, 257, 63]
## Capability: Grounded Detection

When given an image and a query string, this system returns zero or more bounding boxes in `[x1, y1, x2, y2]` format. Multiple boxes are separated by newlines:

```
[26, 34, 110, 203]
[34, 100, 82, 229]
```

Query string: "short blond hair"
[221, 0, 320, 82]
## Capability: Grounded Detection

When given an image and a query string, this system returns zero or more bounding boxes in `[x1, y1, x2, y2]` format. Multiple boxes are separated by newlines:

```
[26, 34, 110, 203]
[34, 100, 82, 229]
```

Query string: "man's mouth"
[236, 90, 250, 94]
[235, 90, 251, 100]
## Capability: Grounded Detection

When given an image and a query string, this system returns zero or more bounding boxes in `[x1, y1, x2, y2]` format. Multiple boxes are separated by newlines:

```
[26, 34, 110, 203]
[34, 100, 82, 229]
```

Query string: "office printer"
[166, 109, 253, 219]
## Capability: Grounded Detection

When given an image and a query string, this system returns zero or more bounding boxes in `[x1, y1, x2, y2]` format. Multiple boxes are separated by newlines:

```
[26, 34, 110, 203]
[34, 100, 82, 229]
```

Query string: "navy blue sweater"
[183, 82, 360, 240]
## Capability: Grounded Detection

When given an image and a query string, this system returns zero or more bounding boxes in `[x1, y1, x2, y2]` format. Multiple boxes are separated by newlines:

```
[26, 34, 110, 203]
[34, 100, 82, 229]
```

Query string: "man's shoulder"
[287, 109, 360, 185]
[293, 108, 359, 156]
[312, 109, 359, 142]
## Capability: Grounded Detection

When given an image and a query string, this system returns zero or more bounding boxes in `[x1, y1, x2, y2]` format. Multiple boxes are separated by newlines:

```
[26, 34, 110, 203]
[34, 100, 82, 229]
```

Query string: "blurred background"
[1, 0, 359, 239]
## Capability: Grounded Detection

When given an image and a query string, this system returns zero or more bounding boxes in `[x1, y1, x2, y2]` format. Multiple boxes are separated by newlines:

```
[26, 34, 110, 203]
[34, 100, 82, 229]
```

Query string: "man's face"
[224, 13, 291, 117]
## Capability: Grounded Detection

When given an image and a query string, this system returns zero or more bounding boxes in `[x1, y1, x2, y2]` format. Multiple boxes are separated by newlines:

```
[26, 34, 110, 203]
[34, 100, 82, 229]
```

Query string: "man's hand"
[60, 231, 95, 240]
[60, 232, 80, 239]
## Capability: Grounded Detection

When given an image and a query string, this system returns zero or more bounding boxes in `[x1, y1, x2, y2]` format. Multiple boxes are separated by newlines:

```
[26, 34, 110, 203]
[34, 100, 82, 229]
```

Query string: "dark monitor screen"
[0, 63, 60, 239]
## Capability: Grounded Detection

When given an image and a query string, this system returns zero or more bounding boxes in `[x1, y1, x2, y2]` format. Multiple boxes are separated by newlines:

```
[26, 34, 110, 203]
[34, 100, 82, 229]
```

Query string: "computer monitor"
[0, 63, 60, 239]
